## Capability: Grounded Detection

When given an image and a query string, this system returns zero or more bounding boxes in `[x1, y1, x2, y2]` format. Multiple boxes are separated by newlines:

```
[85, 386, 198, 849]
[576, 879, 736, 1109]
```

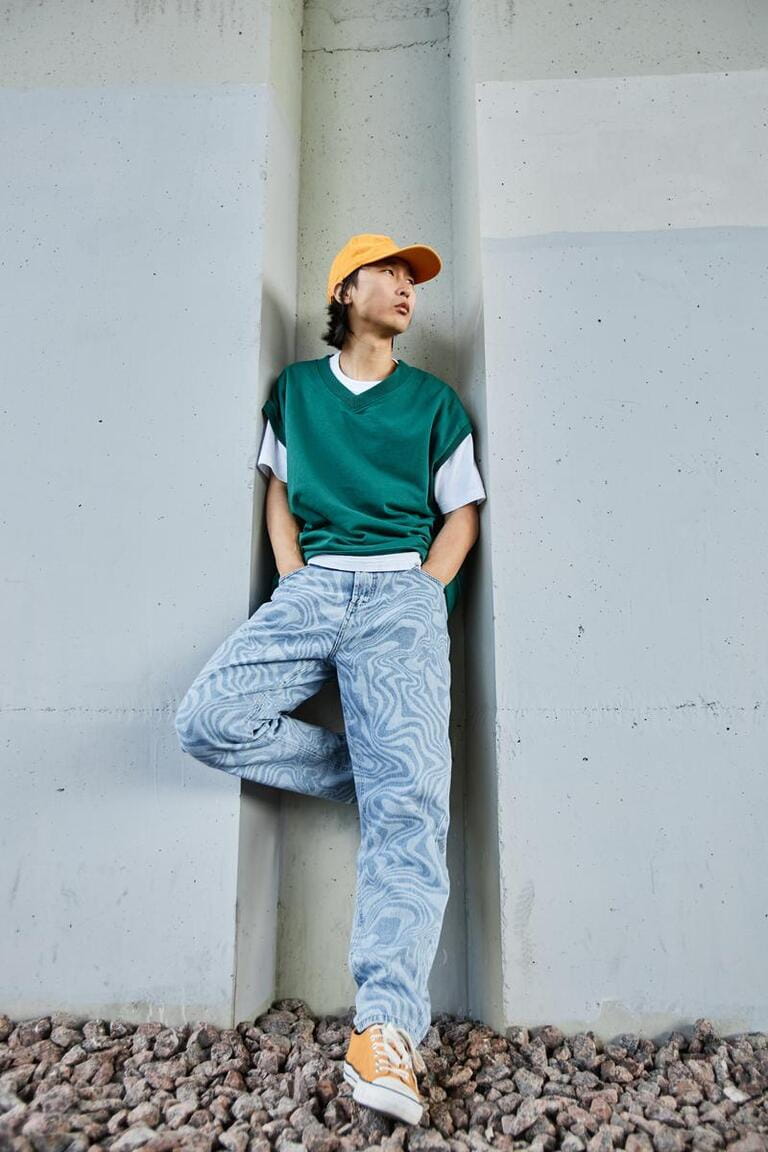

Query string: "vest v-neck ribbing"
[314, 354, 414, 411]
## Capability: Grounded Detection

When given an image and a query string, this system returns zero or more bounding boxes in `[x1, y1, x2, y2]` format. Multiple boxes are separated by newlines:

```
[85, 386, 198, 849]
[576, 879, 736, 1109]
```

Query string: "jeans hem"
[353, 1011, 427, 1043]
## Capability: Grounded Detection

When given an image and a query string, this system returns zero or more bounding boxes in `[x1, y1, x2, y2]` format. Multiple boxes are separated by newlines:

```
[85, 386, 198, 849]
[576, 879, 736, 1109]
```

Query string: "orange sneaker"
[343, 1021, 427, 1125]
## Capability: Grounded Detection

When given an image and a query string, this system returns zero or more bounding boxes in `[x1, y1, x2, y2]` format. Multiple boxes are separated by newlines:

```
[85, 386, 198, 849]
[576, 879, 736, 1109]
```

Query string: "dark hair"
[321, 267, 361, 350]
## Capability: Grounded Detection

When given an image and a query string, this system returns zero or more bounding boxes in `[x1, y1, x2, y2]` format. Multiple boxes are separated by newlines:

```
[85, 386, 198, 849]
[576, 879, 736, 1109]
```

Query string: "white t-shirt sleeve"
[257, 416, 288, 483]
[434, 432, 487, 514]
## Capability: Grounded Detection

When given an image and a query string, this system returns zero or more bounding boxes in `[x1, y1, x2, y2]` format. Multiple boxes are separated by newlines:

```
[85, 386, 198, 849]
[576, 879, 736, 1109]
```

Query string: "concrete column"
[275, 0, 470, 1023]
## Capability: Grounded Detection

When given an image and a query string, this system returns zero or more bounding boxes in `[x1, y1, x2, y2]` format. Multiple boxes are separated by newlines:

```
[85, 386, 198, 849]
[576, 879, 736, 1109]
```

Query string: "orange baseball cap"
[327, 233, 442, 303]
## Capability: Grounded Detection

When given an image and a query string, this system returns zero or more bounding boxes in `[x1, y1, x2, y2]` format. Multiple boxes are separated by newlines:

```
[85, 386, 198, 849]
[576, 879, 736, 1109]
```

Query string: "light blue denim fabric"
[174, 564, 452, 1044]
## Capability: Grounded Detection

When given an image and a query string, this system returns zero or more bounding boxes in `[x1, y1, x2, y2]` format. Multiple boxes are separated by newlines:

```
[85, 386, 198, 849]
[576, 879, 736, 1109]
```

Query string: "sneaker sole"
[343, 1060, 423, 1125]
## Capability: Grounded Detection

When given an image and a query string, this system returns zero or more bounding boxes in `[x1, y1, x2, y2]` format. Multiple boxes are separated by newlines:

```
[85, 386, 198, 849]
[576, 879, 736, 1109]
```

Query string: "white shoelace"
[370, 1022, 427, 1081]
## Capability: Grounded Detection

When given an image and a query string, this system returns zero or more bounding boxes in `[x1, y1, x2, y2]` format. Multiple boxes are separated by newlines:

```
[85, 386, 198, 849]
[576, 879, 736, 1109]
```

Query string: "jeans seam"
[246, 700, 339, 764]
[415, 568, 445, 592]
[328, 596, 356, 661]
[244, 653, 350, 760]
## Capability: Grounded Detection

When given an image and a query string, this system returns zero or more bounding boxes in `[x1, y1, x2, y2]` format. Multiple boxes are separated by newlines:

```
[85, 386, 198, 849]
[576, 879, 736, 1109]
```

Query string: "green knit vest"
[262, 355, 474, 617]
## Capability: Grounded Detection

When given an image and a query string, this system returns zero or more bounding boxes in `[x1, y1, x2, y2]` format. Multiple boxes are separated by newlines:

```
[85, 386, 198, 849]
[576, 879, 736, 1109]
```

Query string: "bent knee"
[174, 703, 200, 753]
[174, 696, 220, 754]
[175, 698, 275, 754]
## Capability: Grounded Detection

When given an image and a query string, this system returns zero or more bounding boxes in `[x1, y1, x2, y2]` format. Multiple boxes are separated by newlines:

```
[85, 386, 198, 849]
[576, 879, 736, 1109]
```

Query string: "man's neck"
[338, 338, 397, 382]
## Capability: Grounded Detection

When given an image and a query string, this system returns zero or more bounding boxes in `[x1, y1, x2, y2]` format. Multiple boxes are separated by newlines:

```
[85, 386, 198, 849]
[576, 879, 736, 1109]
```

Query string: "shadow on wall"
[250, 281, 295, 612]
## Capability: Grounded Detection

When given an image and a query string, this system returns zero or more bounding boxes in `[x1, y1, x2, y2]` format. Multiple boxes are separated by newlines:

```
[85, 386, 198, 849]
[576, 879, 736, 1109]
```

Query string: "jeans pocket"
[413, 568, 449, 618]
[415, 567, 446, 592]
[278, 564, 309, 585]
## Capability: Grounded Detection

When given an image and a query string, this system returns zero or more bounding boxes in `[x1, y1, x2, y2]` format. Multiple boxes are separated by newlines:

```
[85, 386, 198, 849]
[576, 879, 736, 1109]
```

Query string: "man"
[175, 233, 486, 1124]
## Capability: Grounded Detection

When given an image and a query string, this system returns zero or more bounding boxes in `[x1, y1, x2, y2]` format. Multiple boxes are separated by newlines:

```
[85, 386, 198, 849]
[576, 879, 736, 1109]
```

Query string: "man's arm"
[265, 473, 305, 577]
[266, 474, 480, 584]
[422, 503, 480, 587]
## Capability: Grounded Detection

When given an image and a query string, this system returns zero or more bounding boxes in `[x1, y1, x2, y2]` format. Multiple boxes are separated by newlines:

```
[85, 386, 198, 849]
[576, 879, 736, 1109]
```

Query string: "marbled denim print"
[174, 564, 452, 1044]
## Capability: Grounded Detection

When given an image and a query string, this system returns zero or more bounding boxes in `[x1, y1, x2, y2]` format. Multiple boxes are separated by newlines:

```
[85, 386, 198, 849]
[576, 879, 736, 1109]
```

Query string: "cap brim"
[389, 244, 442, 286]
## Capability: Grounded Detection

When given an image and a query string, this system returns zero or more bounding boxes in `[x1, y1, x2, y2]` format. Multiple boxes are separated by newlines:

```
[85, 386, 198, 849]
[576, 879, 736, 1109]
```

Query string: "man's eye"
[383, 267, 414, 284]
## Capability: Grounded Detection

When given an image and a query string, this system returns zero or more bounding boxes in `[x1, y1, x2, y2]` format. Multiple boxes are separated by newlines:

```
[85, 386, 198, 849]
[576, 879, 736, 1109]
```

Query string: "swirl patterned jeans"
[174, 564, 452, 1045]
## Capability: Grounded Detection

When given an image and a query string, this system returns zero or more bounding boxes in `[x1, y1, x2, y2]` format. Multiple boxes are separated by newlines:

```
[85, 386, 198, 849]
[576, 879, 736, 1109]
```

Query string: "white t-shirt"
[257, 351, 487, 572]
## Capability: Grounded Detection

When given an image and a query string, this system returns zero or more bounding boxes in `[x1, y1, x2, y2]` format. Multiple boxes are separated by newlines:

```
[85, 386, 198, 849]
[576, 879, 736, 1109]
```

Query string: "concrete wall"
[470, 0, 768, 1034]
[1, 0, 302, 1024]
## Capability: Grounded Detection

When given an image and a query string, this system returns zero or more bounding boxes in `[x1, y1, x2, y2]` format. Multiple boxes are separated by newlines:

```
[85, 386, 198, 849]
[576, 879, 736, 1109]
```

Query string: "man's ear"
[334, 281, 352, 305]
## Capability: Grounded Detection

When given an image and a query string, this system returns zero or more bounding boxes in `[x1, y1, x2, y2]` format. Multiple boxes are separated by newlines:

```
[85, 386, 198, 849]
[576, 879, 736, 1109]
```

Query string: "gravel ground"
[1, 1001, 766, 1152]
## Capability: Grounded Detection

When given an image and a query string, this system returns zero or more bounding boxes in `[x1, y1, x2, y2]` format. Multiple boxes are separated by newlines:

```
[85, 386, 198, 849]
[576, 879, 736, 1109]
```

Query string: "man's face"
[335, 256, 416, 336]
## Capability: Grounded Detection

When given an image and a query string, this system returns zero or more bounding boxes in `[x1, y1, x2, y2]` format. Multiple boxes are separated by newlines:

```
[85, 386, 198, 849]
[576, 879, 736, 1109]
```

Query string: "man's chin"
[375, 322, 409, 339]
[387, 314, 411, 333]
